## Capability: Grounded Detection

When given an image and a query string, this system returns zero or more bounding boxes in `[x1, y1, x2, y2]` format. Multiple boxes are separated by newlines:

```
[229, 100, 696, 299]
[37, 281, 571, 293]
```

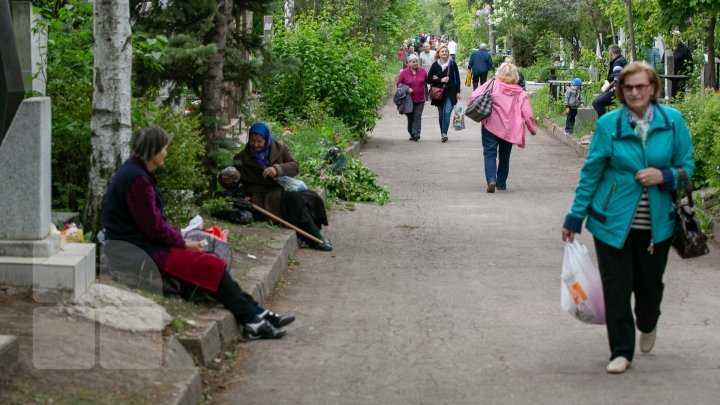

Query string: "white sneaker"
[606, 356, 631, 374]
[640, 328, 656, 353]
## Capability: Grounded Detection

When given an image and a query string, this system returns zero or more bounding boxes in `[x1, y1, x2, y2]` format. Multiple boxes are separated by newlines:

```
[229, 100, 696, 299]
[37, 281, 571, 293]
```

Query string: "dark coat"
[426, 59, 461, 107]
[235, 141, 299, 217]
[468, 49, 493, 75]
[394, 83, 414, 114]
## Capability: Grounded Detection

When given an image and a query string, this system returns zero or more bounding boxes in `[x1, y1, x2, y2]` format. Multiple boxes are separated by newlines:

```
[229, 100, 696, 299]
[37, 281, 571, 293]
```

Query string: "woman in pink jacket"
[467, 62, 537, 193]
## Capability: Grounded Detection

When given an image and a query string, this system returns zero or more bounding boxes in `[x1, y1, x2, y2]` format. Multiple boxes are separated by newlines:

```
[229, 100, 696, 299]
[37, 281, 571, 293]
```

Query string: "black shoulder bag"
[672, 168, 710, 258]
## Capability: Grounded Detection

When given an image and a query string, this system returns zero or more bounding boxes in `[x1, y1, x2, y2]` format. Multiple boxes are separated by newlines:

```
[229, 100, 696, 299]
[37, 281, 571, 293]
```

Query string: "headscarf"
[248, 122, 274, 168]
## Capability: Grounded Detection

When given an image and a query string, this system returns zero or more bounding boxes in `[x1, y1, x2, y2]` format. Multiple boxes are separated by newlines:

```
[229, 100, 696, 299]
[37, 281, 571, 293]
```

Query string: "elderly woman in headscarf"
[235, 123, 332, 251]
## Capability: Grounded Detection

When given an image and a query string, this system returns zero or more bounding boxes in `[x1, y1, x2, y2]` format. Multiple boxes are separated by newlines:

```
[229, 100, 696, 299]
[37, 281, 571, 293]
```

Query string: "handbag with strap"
[465, 79, 495, 122]
[671, 168, 710, 259]
[429, 85, 445, 100]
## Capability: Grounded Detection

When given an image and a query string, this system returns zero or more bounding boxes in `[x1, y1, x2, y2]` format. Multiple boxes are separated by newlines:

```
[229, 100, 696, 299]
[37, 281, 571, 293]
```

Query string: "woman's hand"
[635, 167, 663, 186]
[185, 240, 205, 252]
[561, 228, 575, 242]
[441, 77, 449, 83]
[432, 75, 438, 80]
[262, 166, 278, 179]
[408, 88, 413, 94]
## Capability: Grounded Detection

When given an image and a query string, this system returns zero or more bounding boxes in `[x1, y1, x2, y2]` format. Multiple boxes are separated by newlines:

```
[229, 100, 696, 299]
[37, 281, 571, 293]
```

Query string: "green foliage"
[133, 102, 208, 224]
[674, 92, 720, 190]
[262, 11, 387, 134]
[36, 0, 94, 212]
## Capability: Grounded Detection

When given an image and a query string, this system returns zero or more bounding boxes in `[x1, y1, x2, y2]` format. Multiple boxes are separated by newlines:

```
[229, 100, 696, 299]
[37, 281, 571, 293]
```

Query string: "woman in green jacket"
[561, 62, 695, 374]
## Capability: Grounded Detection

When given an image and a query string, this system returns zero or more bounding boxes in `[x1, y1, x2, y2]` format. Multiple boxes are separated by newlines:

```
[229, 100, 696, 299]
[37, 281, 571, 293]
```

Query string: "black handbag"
[671, 169, 710, 259]
[465, 79, 495, 122]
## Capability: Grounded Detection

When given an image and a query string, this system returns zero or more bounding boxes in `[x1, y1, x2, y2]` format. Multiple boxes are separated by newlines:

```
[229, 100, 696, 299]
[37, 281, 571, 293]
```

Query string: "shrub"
[133, 101, 207, 224]
[261, 11, 386, 136]
[674, 92, 720, 189]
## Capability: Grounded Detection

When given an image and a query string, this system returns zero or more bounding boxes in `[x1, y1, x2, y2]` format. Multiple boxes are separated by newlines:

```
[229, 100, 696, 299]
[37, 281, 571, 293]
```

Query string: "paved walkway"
[214, 79, 720, 404]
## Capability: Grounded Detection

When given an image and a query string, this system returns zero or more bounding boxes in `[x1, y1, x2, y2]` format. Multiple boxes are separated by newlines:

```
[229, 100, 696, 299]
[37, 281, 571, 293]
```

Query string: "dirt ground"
[0, 218, 294, 404]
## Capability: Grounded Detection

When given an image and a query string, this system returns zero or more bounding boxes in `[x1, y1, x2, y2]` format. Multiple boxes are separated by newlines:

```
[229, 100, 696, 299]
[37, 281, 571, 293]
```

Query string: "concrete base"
[0, 243, 96, 302]
[0, 233, 60, 257]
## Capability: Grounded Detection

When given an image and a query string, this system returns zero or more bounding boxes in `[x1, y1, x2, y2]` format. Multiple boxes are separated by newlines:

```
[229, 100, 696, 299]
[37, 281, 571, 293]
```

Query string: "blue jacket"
[468, 49, 493, 75]
[563, 104, 695, 248]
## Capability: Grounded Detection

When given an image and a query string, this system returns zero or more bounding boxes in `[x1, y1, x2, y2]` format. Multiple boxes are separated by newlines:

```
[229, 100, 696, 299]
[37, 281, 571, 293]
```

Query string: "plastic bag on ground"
[561, 240, 605, 325]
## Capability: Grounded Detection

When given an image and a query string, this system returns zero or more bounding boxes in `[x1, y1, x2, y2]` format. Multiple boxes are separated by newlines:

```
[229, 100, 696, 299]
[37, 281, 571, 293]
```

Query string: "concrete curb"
[540, 117, 589, 158]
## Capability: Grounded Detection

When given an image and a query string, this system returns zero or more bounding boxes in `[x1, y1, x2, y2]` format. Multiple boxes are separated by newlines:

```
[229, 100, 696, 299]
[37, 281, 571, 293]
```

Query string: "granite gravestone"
[0, 0, 25, 144]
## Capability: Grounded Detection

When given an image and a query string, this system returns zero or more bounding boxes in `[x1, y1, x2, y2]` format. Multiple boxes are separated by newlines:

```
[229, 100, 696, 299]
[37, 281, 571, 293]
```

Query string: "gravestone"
[0, 0, 25, 143]
[11, 1, 47, 95]
[0, 1, 95, 302]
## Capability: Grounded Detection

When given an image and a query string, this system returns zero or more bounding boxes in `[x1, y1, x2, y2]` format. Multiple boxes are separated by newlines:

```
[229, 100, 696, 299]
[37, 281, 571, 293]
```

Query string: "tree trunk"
[84, 0, 132, 234]
[284, 0, 294, 30]
[610, 21, 616, 45]
[488, 0, 495, 54]
[624, 0, 636, 61]
[708, 15, 717, 90]
[200, 0, 232, 152]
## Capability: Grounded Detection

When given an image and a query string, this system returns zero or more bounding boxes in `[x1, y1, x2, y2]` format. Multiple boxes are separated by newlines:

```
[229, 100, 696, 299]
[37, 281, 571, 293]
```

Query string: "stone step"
[0, 335, 19, 381]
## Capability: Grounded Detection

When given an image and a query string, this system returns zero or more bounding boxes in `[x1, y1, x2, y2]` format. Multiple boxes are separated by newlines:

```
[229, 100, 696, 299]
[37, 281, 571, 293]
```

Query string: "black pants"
[593, 230, 671, 361]
[565, 108, 578, 133]
[472, 71, 489, 90]
[592, 91, 615, 118]
[405, 102, 424, 138]
[177, 271, 258, 325]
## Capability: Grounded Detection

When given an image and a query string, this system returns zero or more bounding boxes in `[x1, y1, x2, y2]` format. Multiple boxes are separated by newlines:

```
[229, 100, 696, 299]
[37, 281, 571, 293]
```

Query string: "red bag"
[205, 226, 229, 242]
[429, 86, 445, 100]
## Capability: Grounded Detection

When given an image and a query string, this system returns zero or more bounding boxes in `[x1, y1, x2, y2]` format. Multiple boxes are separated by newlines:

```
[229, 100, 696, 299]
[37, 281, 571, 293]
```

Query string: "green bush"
[133, 102, 207, 224]
[674, 92, 720, 190]
[38, 0, 94, 212]
[261, 11, 386, 135]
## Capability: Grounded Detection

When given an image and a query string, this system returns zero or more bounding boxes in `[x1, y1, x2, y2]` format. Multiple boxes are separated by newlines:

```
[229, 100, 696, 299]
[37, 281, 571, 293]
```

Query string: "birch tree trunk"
[707, 15, 716, 90]
[200, 0, 231, 149]
[488, 0, 495, 54]
[84, 0, 132, 234]
[285, 0, 294, 30]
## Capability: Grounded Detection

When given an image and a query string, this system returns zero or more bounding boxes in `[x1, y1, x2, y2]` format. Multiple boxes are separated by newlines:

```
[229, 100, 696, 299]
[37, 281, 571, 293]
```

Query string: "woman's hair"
[132, 127, 170, 161]
[615, 61, 661, 105]
[407, 54, 419, 62]
[434, 45, 449, 60]
[494, 62, 519, 84]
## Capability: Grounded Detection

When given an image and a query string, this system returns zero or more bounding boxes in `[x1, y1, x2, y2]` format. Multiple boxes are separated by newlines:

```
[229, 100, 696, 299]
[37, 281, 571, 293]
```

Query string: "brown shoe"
[487, 181, 496, 193]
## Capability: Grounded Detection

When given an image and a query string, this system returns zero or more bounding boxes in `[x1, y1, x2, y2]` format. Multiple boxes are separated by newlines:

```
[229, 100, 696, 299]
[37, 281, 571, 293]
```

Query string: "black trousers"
[593, 230, 671, 361]
[177, 271, 258, 325]
[472, 71, 489, 90]
[405, 102, 424, 138]
[592, 91, 615, 118]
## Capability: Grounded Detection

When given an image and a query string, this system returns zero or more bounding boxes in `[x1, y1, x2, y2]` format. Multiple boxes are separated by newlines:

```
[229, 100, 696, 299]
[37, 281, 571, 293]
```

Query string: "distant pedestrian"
[447, 38, 458, 60]
[467, 63, 536, 192]
[504, 56, 525, 90]
[592, 45, 627, 117]
[564, 78, 584, 134]
[468, 43, 493, 89]
[419, 42, 436, 72]
[562, 62, 696, 374]
[396, 54, 429, 141]
[427, 45, 461, 143]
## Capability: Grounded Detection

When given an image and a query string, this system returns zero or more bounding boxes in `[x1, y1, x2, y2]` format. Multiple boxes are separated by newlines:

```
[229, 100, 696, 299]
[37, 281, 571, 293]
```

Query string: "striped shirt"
[631, 188, 652, 230]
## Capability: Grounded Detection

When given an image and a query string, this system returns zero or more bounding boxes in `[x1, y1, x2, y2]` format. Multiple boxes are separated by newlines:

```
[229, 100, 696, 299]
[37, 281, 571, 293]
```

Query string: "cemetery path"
[212, 74, 720, 404]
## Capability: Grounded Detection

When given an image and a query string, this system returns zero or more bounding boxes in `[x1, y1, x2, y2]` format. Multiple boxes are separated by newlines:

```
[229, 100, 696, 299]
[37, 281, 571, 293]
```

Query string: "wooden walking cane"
[246, 201, 324, 245]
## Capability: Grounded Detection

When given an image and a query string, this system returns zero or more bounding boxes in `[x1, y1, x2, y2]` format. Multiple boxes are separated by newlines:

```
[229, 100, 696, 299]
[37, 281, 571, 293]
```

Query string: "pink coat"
[467, 80, 537, 148]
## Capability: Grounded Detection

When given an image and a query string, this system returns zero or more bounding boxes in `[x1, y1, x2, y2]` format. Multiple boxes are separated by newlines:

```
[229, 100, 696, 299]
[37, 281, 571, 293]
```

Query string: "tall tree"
[658, 0, 720, 89]
[199, 0, 232, 143]
[624, 0, 636, 60]
[84, 0, 132, 233]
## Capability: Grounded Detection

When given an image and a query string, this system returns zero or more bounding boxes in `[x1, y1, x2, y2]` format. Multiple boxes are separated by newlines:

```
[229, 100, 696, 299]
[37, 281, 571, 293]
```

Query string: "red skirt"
[154, 248, 226, 292]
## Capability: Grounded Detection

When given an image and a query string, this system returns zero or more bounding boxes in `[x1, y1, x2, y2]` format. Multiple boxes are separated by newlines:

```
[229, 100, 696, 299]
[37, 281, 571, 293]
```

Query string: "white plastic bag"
[561, 240, 605, 324]
[452, 105, 465, 131]
[275, 176, 308, 192]
[181, 215, 204, 237]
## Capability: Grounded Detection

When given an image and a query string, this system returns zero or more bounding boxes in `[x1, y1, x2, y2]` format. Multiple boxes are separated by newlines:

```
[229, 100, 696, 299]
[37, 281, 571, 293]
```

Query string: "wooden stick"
[248, 202, 324, 245]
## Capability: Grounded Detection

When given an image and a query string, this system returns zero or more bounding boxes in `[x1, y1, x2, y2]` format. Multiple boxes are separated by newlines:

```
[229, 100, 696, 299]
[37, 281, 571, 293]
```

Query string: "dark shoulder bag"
[672, 168, 710, 258]
[465, 79, 495, 122]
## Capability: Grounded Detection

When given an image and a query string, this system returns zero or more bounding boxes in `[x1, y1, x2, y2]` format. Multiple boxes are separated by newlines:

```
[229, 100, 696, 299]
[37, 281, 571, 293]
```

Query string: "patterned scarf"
[627, 104, 654, 148]
[248, 122, 274, 168]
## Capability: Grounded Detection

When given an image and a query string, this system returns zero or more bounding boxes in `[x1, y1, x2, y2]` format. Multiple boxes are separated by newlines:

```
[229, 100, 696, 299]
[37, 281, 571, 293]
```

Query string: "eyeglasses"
[621, 83, 651, 93]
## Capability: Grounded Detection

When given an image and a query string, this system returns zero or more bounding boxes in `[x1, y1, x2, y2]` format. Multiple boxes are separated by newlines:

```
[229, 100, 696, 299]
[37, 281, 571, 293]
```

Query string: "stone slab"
[0, 234, 60, 257]
[0, 242, 96, 302]
[575, 107, 596, 126]
[0, 97, 52, 240]
[200, 308, 238, 346]
[0, 334, 19, 381]
[179, 320, 221, 366]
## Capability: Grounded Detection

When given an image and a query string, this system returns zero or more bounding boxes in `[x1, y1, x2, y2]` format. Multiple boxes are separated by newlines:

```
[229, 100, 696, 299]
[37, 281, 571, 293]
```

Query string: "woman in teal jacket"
[561, 62, 695, 374]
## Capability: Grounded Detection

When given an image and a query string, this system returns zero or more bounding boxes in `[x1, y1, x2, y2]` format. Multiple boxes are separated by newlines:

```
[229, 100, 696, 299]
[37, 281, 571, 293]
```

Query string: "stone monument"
[0, 0, 95, 302]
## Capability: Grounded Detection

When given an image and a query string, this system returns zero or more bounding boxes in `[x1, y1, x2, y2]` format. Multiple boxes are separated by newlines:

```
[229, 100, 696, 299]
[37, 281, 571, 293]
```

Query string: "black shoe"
[441, 135, 448, 142]
[243, 319, 285, 340]
[311, 238, 333, 251]
[413, 135, 420, 141]
[487, 181, 496, 193]
[264, 311, 296, 328]
[409, 136, 414, 141]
